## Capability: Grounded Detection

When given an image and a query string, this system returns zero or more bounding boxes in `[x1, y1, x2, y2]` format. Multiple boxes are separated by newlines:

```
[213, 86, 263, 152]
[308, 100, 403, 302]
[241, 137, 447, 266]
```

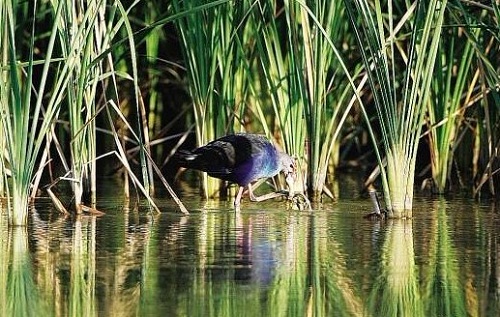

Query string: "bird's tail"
[174, 149, 200, 169]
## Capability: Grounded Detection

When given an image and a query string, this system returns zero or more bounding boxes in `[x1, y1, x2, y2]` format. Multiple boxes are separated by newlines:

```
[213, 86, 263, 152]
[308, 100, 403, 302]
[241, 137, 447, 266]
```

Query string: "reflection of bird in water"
[176, 133, 296, 208]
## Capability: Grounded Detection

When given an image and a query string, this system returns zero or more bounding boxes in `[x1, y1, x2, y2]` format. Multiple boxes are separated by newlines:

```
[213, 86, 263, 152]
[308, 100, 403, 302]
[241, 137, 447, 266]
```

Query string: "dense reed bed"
[0, 0, 498, 224]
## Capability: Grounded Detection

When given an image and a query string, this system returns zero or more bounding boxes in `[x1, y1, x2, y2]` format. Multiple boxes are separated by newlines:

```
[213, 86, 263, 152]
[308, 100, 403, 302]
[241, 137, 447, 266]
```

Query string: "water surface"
[1, 192, 499, 316]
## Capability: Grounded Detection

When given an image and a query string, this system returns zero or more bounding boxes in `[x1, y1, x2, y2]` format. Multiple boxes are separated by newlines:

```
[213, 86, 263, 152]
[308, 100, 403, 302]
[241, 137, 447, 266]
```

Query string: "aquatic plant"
[344, 0, 448, 217]
[426, 0, 500, 195]
[425, 26, 477, 194]
[0, 0, 190, 224]
[0, 0, 66, 225]
[462, 1, 500, 198]
[254, 0, 359, 201]
[253, 0, 307, 191]
[51, 0, 104, 209]
[171, 0, 251, 199]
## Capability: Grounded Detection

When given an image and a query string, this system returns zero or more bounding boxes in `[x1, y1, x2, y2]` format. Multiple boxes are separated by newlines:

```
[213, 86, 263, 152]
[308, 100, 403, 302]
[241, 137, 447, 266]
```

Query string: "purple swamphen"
[176, 133, 296, 208]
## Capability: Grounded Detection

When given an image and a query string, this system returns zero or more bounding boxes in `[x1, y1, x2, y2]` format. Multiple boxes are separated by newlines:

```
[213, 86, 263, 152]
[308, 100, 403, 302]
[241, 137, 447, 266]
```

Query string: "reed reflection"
[368, 219, 423, 317]
[421, 200, 466, 316]
[69, 216, 97, 317]
[178, 212, 364, 317]
[1, 212, 47, 317]
[2, 198, 497, 316]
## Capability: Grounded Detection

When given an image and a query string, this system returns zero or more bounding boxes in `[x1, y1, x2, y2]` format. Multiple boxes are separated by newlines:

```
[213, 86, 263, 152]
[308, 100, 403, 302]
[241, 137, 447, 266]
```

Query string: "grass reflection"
[1, 219, 47, 316]
[2, 199, 499, 316]
[368, 219, 423, 317]
[0, 212, 7, 316]
[421, 200, 467, 317]
[69, 217, 97, 317]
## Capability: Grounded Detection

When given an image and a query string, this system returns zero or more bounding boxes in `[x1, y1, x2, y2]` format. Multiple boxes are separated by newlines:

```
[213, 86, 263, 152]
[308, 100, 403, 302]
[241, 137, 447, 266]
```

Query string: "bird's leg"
[248, 183, 288, 202]
[234, 186, 245, 210]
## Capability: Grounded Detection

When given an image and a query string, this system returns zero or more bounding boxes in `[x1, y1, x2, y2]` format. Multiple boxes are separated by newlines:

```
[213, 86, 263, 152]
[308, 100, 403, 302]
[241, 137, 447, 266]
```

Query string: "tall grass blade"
[1, 0, 65, 225]
[426, 26, 477, 193]
[344, 0, 448, 217]
[171, 0, 250, 199]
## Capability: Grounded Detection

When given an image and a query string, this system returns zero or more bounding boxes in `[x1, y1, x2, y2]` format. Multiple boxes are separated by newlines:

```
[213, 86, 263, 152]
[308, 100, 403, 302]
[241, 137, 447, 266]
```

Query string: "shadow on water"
[1, 195, 499, 316]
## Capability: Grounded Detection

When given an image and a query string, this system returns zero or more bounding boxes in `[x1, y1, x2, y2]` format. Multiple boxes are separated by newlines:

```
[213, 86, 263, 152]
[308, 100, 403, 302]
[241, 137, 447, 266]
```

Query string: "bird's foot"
[249, 190, 288, 202]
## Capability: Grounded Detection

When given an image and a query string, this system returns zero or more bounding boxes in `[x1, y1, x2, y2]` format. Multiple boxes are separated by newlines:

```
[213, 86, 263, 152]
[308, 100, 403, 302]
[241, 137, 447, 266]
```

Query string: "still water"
[1, 191, 499, 316]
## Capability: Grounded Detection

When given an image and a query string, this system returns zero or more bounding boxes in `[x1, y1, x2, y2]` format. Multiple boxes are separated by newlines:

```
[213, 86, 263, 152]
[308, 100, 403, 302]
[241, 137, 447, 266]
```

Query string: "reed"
[51, 0, 105, 209]
[460, 1, 500, 197]
[144, 2, 162, 137]
[252, 0, 307, 193]
[426, 0, 500, 195]
[0, 0, 190, 224]
[345, 0, 448, 217]
[290, 1, 358, 200]
[0, 0, 66, 225]
[171, 0, 252, 199]
[254, 0, 359, 200]
[426, 25, 477, 194]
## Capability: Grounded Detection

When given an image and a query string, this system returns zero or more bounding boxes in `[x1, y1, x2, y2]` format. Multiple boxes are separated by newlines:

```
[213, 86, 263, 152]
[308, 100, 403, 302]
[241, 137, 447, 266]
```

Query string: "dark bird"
[176, 133, 296, 208]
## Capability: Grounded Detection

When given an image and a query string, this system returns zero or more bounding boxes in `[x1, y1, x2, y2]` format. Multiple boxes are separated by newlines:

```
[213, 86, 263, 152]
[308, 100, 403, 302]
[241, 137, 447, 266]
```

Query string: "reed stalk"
[171, 0, 249, 199]
[144, 2, 169, 163]
[461, 1, 500, 197]
[292, 1, 358, 200]
[426, 26, 477, 193]
[52, 0, 105, 209]
[345, 0, 448, 217]
[0, 0, 65, 225]
[254, 1, 364, 200]
[253, 0, 307, 192]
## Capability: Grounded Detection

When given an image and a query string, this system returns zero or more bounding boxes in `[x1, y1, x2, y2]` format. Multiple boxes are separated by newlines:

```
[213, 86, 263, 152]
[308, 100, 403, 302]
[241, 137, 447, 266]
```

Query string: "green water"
[0, 191, 499, 317]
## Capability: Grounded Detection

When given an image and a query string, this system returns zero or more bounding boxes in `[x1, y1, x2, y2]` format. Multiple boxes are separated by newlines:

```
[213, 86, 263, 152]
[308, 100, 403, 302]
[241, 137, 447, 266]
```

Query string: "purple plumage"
[176, 133, 296, 208]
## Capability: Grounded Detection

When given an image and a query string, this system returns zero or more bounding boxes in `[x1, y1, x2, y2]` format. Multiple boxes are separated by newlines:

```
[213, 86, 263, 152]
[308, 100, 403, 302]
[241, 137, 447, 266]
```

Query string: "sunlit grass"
[254, 0, 362, 200]
[426, 26, 477, 194]
[0, 0, 65, 225]
[171, 0, 249, 199]
[345, 0, 448, 217]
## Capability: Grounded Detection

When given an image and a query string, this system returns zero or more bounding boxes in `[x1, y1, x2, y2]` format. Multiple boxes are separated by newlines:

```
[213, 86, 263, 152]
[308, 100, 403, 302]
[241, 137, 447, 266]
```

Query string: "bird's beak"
[285, 171, 295, 199]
